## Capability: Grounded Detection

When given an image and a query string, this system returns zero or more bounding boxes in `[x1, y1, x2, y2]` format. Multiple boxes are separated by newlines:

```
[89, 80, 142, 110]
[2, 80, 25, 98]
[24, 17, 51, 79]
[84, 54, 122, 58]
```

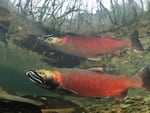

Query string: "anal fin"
[113, 90, 128, 98]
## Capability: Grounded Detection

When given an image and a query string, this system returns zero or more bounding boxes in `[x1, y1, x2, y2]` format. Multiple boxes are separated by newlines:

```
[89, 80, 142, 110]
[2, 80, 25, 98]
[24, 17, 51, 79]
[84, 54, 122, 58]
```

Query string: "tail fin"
[129, 30, 144, 51]
[138, 65, 150, 91]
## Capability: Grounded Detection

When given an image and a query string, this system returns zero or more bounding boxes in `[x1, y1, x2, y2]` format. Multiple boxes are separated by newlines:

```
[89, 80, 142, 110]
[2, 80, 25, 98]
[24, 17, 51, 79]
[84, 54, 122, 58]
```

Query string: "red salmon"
[25, 65, 150, 98]
[38, 30, 143, 59]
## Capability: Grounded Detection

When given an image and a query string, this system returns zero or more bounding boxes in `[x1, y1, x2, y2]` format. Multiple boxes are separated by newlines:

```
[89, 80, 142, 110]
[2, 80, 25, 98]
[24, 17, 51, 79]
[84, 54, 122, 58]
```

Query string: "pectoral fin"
[56, 87, 78, 96]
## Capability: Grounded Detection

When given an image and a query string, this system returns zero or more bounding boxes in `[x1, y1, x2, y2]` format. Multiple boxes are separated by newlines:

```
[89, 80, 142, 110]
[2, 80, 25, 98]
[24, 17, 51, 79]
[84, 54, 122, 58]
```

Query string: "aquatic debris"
[87, 67, 104, 73]
[25, 65, 150, 98]
[37, 30, 144, 60]
[41, 108, 75, 113]
[25, 95, 85, 113]
[0, 87, 43, 106]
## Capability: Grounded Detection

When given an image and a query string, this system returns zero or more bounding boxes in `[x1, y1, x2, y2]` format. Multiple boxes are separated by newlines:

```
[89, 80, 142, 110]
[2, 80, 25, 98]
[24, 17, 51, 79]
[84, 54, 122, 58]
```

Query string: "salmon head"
[37, 35, 63, 46]
[25, 69, 62, 90]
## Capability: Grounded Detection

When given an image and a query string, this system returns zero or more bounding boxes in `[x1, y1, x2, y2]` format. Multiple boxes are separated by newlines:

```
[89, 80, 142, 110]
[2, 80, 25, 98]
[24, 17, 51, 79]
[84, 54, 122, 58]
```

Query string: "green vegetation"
[10, 0, 150, 34]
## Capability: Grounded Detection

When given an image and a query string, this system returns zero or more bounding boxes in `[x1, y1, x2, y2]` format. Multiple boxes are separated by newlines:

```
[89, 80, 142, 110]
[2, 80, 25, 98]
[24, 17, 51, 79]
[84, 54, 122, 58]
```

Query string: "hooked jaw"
[37, 34, 54, 40]
[25, 70, 47, 88]
[25, 70, 59, 90]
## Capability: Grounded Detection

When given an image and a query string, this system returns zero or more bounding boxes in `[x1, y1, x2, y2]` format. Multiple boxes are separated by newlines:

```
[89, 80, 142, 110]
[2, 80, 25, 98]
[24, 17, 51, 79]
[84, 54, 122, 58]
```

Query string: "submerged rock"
[80, 96, 150, 113]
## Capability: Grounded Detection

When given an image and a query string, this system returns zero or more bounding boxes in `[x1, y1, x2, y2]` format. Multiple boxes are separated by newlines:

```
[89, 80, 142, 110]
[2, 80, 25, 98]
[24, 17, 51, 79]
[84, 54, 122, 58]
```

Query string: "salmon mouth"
[25, 70, 59, 90]
[25, 70, 46, 86]
[37, 34, 54, 40]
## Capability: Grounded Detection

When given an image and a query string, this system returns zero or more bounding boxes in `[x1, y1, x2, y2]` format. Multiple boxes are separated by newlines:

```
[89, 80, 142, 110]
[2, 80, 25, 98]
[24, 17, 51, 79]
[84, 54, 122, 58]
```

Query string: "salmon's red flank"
[25, 65, 150, 98]
[37, 30, 144, 59]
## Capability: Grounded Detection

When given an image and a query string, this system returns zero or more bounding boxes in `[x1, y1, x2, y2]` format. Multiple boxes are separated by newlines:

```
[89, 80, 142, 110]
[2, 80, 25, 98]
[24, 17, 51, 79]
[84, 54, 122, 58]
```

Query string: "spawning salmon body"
[26, 66, 150, 98]
[40, 30, 144, 59]
[60, 36, 130, 57]
[55, 69, 141, 98]
[44, 36, 130, 58]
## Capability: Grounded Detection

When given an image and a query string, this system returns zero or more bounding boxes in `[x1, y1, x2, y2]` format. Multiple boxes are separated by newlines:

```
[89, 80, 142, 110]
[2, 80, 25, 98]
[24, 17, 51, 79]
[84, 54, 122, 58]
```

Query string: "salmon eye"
[38, 71, 45, 75]
[47, 38, 53, 41]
